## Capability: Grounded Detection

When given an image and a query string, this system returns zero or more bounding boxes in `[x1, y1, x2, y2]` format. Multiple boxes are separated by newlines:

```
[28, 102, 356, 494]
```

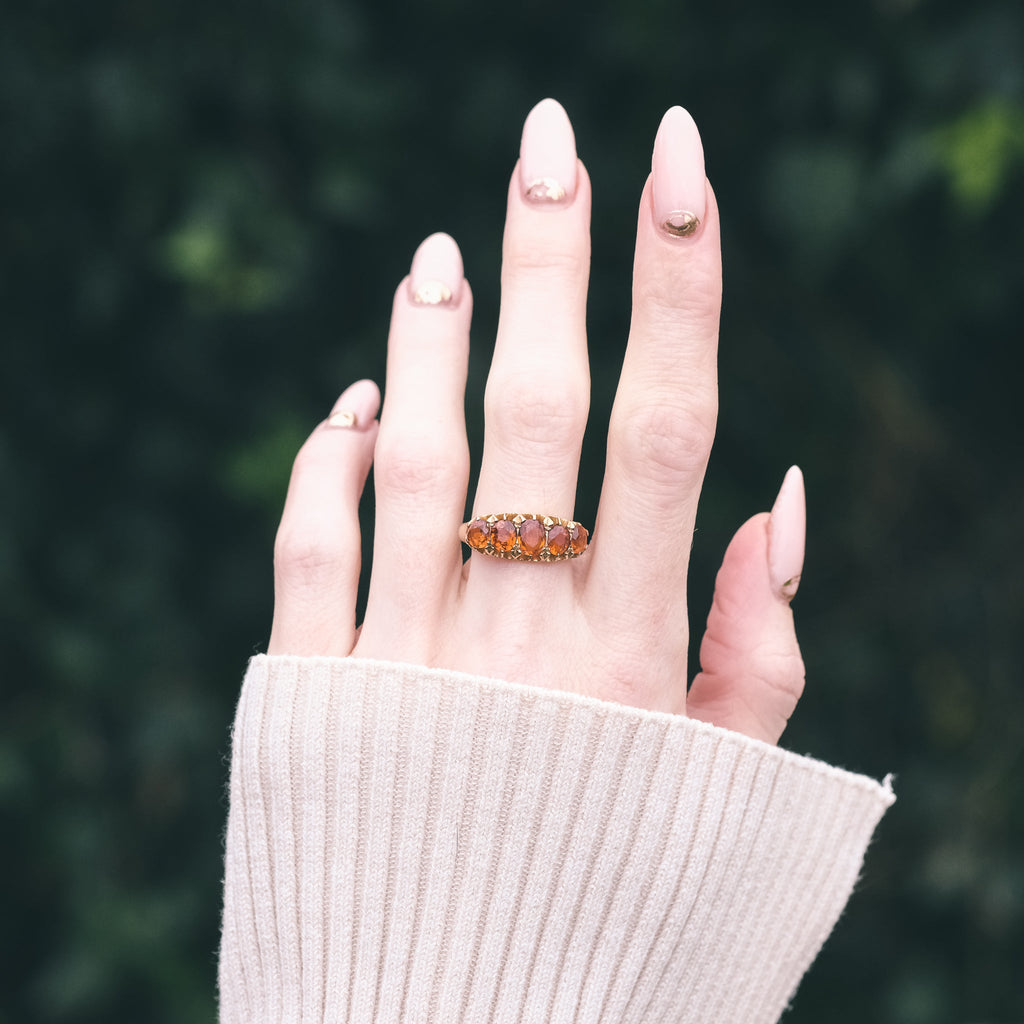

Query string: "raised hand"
[267, 99, 806, 745]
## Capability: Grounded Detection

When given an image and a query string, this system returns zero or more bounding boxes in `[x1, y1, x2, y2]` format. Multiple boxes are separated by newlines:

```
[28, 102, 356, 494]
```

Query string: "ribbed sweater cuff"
[219, 655, 894, 1024]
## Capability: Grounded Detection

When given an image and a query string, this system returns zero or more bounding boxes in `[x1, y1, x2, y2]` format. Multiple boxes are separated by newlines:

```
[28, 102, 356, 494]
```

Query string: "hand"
[266, 99, 806, 745]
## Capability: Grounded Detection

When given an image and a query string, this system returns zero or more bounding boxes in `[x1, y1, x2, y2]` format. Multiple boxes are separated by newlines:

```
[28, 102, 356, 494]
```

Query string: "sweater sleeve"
[218, 655, 894, 1024]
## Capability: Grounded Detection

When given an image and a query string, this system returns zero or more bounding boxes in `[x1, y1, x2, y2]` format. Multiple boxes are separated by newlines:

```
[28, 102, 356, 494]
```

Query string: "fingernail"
[651, 106, 707, 239]
[519, 98, 578, 205]
[408, 232, 463, 306]
[768, 465, 806, 601]
[327, 379, 381, 430]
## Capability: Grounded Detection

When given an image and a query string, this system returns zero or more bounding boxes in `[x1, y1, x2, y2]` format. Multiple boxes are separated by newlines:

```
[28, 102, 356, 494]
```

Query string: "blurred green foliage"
[2, 0, 1022, 1020]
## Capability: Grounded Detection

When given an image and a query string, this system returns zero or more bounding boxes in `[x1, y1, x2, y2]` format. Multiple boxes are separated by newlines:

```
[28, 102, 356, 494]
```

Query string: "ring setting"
[460, 513, 589, 562]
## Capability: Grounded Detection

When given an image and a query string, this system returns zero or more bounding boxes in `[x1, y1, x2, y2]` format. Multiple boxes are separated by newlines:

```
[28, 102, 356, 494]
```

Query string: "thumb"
[687, 466, 806, 744]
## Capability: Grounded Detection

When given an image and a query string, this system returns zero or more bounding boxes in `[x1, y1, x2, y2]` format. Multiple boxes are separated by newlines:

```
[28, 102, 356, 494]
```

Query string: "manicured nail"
[651, 106, 707, 239]
[768, 465, 805, 601]
[408, 232, 463, 306]
[327, 379, 381, 430]
[519, 98, 578, 205]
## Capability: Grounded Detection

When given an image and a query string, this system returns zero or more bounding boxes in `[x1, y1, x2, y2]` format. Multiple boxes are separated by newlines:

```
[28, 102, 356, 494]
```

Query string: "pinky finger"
[686, 467, 806, 744]
[268, 379, 380, 656]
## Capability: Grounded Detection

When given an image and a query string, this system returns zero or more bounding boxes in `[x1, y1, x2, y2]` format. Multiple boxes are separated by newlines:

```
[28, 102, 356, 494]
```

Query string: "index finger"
[587, 107, 721, 654]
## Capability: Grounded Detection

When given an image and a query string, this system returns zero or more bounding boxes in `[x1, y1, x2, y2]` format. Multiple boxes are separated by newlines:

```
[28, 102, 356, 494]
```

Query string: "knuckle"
[504, 234, 588, 280]
[613, 397, 717, 483]
[274, 528, 357, 590]
[486, 373, 589, 445]
[598, 637, 688, 711]
[373, 432, 469, 498]
[636, 261, 722, 324]
[752, 642, 806, 702]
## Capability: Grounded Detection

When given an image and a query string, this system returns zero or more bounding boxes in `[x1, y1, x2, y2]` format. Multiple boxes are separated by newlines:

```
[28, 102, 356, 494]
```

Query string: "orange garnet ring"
[460, 513, 590, 562]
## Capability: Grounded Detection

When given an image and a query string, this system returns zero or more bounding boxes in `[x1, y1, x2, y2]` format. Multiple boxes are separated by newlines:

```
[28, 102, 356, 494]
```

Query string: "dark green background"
[3, 0, 1022, 1020]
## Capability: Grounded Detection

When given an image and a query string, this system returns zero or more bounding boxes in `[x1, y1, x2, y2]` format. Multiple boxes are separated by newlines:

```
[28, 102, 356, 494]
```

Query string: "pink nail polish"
[408, 232, 464, 306]
[651, 106, 707, 239]
[768, 466, 806, 600]
[326, 379, 381, 430]
[519, 98, 578, 205]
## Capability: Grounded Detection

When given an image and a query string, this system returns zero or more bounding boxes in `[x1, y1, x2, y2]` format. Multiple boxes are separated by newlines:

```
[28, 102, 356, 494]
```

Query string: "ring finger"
[463, 100, 592, 629]
[471, 99, 592, 526]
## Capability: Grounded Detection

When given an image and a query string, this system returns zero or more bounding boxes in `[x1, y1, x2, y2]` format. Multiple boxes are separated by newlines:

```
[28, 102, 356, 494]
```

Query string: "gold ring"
[459, 513, 589, 562]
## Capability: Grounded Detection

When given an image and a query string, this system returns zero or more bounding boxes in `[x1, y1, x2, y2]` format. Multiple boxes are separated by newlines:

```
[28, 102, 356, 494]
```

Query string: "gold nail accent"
[662, 211, 700, 237]
[412, 280, 453, 305]
[328, 410, 358, 428]
[524, 177, 567, 203]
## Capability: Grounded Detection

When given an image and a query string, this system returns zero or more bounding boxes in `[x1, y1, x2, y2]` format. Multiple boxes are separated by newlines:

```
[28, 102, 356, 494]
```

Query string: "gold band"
[460, 513, 589, 562]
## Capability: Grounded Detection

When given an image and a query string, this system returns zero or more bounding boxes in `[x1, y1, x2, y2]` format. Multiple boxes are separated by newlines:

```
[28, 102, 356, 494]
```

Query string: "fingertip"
[651, 105, 707, 240]
[327, 379, 381, 431]
[628, 168, 720, 351]
[520, 98, 578, 204]
[409, 232, 465, 307]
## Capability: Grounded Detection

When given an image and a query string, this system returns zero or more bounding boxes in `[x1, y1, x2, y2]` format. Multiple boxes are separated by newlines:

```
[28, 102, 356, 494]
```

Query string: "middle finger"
[588, 107, 722, 638]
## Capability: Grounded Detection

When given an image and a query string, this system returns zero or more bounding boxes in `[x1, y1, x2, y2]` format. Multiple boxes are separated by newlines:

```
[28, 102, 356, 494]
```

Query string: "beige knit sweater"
[219, 656, 894, 1023]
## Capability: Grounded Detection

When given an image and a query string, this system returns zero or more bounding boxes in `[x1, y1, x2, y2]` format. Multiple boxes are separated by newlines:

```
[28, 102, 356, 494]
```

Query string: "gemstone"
[466, 518, 490, 549]
[546, 523, 570, 557]
[492, 518, 517, 553]
[569, 523, 588, 555]
[518, 518, 545, 557]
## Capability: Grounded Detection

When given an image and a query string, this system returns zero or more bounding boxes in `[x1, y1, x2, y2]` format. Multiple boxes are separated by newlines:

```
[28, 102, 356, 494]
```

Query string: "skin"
[267, 100, 806, 746]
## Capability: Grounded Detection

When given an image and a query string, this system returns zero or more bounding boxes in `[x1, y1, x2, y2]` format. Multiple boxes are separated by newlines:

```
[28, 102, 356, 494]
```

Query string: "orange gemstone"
[546, 523, 570, 557]
[466, 518, 490, 549]
[569, 523, 588, 555]
[492, 518, 517, 553]
[518, 518, 545, 557]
